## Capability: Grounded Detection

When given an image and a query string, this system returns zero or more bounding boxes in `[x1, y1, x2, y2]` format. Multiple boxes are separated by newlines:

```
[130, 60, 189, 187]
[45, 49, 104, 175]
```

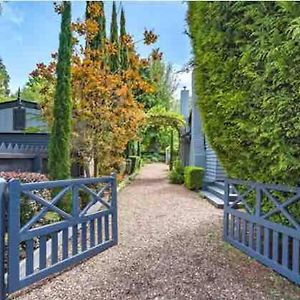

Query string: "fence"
[224, 179, 300, 285]
[0, 174, 118, 299]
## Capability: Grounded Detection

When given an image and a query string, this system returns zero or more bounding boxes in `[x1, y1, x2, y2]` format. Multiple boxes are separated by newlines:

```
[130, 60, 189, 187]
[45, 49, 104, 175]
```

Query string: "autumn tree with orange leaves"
[31, 2, 159, 176]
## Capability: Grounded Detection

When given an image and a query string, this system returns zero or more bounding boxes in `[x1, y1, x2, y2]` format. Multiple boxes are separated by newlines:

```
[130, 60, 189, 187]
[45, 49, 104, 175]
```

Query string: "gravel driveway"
[13, 163, 300, 300]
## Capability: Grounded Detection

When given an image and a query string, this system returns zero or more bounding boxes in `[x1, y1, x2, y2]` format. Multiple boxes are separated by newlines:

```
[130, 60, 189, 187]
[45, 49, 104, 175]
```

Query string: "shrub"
[142, 152, 164, 163]
[0, 171, 50, 226]
[129, 156, 141, 174]
[184, 166, 204, 190]
[169, 160, 184, 184]
[125, 158, 132, 174]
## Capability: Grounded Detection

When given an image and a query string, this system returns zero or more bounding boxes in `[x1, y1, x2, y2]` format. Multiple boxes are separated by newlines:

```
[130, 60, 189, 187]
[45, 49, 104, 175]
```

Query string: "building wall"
[189, 70, 205, 168]
[204, 140, 226, 182]
[0, 107, 47, 133]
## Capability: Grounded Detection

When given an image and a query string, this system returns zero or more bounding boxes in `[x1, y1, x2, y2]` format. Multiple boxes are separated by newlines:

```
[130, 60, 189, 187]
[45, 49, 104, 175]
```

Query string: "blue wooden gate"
[0, 174, 118, 298]
[224, 179, 300, 285]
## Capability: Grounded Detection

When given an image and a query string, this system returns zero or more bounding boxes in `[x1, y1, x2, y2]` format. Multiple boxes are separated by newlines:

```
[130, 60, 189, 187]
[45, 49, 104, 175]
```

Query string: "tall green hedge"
[188, 2, 300, 185]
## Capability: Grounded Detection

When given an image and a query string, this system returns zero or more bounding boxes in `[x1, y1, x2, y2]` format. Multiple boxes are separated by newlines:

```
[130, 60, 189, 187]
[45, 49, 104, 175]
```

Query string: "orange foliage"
[32, 3, 157, 176]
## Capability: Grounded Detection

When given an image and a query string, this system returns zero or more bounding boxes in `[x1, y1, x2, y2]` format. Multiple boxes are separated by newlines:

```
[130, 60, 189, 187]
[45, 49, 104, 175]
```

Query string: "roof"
[0, 99, 40, 110]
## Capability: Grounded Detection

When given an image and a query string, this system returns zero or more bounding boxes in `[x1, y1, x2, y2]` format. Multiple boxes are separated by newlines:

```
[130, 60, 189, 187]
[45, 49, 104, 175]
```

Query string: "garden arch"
[145, 108, 185, 169]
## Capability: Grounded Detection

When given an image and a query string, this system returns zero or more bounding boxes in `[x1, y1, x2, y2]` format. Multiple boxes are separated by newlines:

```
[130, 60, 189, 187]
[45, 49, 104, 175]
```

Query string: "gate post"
[0, 179, 7, 300]
[7, 179, 21, 294]
[111, 173, 118, 245]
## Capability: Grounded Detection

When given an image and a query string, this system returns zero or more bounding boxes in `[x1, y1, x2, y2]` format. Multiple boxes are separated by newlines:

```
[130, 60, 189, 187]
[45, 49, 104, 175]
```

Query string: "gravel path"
[13, 163, 300, 300]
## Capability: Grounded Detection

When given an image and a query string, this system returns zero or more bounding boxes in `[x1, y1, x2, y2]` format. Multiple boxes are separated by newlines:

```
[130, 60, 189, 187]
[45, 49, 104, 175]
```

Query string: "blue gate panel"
[5, 175, 118, 295]
[224, 179, 300, 285]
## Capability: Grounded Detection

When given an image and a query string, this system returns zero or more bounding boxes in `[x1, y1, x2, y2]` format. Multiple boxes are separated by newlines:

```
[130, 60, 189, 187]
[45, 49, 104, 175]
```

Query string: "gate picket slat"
[230, 215, 234, 238]
[62, 228, 69, 260]
[90, 219, 95, 248]
[292, 239, 299, 274]
[51, 232, 58, 265]
[104, 214, 109, 241]
[282, 234, 289, 268]
[272, 231, 279, 262]
[81, 222, 87, 251]
[72, 225, 78, 255]
[249, 222, 254, 249]
[97, 217, 103, 245]
[256, 225, 262, 254]
[39, 235, 47, 270]
[264, 228, 270, 258]
[25, 239, 34, 276]
[236, 217, 240, 241]
[242, 219, 246, 245]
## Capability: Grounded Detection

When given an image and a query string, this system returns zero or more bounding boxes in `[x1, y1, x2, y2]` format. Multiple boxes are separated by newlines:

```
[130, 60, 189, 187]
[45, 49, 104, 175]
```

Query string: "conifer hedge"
[188, 2, 300, 185]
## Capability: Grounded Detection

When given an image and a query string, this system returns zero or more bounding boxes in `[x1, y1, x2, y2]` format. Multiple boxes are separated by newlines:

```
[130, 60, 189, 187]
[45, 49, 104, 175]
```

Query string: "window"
[13, 107, 26, 130]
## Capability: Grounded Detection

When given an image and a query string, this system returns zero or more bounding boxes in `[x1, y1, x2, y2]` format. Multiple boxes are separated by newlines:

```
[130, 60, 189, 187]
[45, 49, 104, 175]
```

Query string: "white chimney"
[180, 86, 189, 121]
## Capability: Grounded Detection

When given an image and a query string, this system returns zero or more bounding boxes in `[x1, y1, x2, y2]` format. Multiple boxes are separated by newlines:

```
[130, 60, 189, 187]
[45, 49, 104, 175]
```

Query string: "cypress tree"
[120, 7, 128, 70]
[86, 1, 106, 50]
[109, 1, 119, 72]
[48, 1, 72, 180]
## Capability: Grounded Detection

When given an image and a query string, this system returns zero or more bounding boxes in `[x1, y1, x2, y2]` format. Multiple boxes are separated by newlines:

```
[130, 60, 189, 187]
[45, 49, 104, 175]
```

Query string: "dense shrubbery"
[0, 171, 49, 183]
[0, 172, 51, 226]
[184, 166, 204, 190]
[188, 2, 300, 186]
[169, 160, 184, 184]
[129, 156, 141, 174]
[142, 152, 164, 163]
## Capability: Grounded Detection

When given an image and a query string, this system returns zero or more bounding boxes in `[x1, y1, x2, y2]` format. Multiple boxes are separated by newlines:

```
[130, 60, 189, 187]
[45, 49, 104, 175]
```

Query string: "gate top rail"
[225, 178, 300, 231]
[227, 178, 300, 194]
[18, 176, 114, 191]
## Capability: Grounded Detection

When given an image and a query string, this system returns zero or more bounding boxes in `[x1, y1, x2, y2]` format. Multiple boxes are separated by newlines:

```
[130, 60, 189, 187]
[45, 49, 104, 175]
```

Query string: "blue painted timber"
[0, 174, 118, 298]
[0, 179, 6, 300]
[203, 181, 237, 208]
[0, 133, 49, 147]
[224, 179, 300, 285]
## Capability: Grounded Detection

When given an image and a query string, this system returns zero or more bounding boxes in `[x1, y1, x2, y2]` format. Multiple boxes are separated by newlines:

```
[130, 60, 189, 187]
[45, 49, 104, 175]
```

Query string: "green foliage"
[0, 57, 10, 102]
[125, 158, 132, 174]
[48, 2, 72, 183]
[142, 152, 164, 163]
[129, 155, 141, 173]
[146, 106, 185, 131]
[138, 59, 178, 158]
[188, 2, 300, 186]
[20, 77, 46, 102]
[169, 160, 184, 184]
[120, 7, 128, 70]
[184, 166, 204, 190]
[138, 60, 177, 111]
[110, 1, 119, 72]
[141, 106, 184, 157]
[86, 1, 106, 50]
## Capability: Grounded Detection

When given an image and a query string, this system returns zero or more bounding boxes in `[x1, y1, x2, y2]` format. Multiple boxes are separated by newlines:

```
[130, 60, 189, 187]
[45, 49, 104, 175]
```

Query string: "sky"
[0, 1, 192, 99]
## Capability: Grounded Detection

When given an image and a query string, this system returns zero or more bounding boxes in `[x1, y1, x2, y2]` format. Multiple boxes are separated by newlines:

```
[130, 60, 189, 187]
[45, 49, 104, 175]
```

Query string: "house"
[180, 72, 236, 208]
[0, 93, 49, 173]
